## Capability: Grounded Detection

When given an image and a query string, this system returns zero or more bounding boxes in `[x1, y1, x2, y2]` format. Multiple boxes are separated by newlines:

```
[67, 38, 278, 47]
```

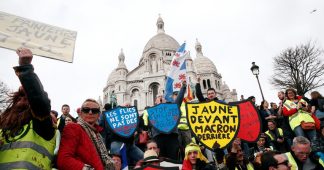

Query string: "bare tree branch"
[0, 80, 11, 112]
[271, 41, 324, 95]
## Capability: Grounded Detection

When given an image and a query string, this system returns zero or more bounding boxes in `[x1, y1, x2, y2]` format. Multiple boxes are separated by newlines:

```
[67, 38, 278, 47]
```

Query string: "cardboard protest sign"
[0, 11, 77, 62]
[229, 100, 261, 142]
[147, 103, 180, 134]
[186, 101, 239, 149]
[103, 106, 138, 138]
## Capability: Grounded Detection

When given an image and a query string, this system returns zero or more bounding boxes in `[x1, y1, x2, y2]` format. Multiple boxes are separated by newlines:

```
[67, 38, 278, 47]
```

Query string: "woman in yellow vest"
[0, 48, 56, 169]
[282, 88, 318, 150]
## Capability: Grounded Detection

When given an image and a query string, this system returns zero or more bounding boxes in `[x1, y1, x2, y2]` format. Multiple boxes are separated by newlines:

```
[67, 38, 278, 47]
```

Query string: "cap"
[143, 150, 159, 163]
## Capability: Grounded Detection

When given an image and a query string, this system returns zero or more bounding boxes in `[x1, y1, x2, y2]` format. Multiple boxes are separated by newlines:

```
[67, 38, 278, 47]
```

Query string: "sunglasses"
[277, 160, 289, 166]
[81, 107, 100, 114]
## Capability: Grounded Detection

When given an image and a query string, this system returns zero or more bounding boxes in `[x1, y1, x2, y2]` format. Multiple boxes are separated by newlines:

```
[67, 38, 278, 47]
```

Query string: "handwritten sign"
[186, 101, 239, 149]
[229, 100, 261, 142]
[104, 106, 138, 138]
[0, 11, 77, 63]
[147, 103, 180, 134]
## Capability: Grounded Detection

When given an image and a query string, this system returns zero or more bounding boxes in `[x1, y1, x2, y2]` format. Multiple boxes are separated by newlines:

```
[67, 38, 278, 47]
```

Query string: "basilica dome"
[142, 15, 179, 54]
[194, 56, 218, 74]
[107, 49, 128, 85]
[193, 40, 218, 74]
[107, 69, 118, 85]
[143, 33, 179, 53]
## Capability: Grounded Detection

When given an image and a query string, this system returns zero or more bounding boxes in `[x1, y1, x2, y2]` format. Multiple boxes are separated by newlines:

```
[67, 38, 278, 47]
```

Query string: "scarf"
[77, 118, 115, 170]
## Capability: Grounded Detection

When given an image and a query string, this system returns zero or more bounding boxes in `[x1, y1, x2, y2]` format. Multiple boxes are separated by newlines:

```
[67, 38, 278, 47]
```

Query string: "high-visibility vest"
[286, 152, 324, 170]
[0, 121, 56, 169]
[265, 128, 284, 140]
[178, 102, 189, 130]
[285, 152, 298, 170]
[143, 109, 149, 126]
[319, 159, 324, 168]
[235, 162, 254, 170]
[283, 99, 314, 130]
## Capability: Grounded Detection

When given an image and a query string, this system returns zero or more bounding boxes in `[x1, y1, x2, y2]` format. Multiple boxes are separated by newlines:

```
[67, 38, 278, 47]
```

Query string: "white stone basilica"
[103, 16, 237, 112]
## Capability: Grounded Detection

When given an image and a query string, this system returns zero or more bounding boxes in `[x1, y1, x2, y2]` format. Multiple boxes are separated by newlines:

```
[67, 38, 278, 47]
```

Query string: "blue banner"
[104, 106, 138, 138]
[147, 103, 180, 134]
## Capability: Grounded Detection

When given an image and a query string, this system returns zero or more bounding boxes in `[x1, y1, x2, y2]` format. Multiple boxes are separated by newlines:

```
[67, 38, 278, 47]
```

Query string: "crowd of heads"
[1, 49, 323, 170]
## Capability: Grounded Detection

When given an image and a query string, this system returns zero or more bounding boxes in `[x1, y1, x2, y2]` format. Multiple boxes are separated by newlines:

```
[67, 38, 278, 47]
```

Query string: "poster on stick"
[103, 106, 138, 138]
[0, 11, 77, 62]
[147, 103, 180, 134]
[229, 100, 261, 143]
[186, 101, 239, 150]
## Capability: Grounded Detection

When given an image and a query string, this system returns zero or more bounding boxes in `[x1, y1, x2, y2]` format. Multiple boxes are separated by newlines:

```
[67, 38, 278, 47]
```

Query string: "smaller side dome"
[118, 48, 125, 62]
[117, 49, 127, 70]
[221, 81, 230, 91]
[107, 69, 118, 85]
[193, 39, 218, 74]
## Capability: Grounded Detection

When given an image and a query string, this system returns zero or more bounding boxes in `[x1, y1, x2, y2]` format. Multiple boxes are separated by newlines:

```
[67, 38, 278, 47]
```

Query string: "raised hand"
[182, 80, 187, 87]
[16, 48, 33, 66]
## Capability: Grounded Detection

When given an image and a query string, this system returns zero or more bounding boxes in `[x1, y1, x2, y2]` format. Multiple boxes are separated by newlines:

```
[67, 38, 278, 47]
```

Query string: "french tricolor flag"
[120, 143, 128, 170]
[164, 42, 189, 102]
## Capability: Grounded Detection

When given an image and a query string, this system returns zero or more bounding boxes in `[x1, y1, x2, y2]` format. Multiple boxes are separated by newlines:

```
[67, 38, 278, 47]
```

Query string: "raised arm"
[14, 48, 54, 140]
[175, 81, 187, 106]
[14, 48, 51, 120]
[195, 77, 205, 102]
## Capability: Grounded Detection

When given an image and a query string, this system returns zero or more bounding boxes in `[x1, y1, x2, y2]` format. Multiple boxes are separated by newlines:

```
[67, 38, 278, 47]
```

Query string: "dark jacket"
[14, 64, 54, 140]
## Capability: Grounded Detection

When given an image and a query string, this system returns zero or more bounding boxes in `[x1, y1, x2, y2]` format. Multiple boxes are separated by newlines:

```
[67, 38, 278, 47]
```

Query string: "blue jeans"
[110, 141, 144, 163]
[294, 125, 316, 140]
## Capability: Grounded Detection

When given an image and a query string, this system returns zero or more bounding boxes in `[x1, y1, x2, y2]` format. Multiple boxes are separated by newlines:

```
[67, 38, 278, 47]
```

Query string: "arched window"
[149, 54, 157, 73]
[203, 80, 207, 89]
[119, 86, 121, 91]
[218, 81, 220, 90]
[207, 79, 211, 89]
[134, 100, 138, 107]
[151, 84, 159, 104]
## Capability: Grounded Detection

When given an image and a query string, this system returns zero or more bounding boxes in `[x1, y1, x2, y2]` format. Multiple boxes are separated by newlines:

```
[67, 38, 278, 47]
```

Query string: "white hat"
[143, 150, 159, 163]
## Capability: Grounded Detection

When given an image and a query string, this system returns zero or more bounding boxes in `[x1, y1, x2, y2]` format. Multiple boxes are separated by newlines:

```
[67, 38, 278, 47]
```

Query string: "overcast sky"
[1, 0, 323, 117]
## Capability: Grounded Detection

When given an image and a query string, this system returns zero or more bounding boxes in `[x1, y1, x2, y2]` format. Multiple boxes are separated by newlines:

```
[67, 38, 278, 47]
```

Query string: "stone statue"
[110, 91, 117, 108]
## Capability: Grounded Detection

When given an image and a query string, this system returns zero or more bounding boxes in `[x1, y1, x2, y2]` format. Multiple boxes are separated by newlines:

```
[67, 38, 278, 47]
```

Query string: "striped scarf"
[77, 118, 115, 170]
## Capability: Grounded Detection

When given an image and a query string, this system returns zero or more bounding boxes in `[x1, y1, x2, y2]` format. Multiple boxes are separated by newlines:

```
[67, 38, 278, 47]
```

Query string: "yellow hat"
[184, 143, 208, 163]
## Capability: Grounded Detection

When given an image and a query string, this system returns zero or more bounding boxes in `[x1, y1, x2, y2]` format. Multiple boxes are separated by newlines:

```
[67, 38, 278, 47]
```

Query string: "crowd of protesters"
[0, 48, 323, 170]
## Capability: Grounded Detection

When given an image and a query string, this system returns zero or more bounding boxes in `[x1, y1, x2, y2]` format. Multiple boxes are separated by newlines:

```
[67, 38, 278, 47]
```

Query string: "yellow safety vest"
[283, 99, 314, 130]
[265, 128, 284, 140]
[320, 159, 324, 167]
[0, 121, 56, 169]
[285, 152, 298, 170]
[286, 152, 324, 169]
[235, 162, 254, 170]
[178, 102, 189, 130]
[143, 109, 149, 126]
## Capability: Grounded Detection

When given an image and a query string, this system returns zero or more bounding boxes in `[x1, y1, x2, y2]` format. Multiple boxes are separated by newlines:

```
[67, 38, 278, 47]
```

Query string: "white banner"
[0, 11, 77, 63]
